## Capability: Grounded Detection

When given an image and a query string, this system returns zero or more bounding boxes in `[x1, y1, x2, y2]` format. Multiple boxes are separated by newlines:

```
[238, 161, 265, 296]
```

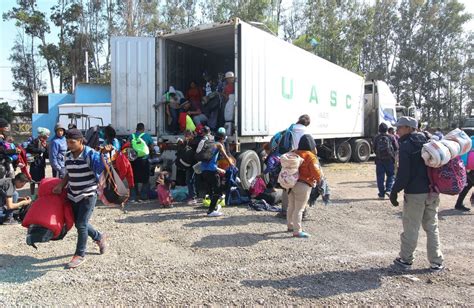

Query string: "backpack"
[277, 152, 303, 190]
[176, 142, 195, 169]
[375, 134, 395, 161]
[270, 124, 295, 155]
[427, 156, 467, 195]
[85, 126, 100, 149]
[131, 133, 150, 158]
[195, 139, 214, 162]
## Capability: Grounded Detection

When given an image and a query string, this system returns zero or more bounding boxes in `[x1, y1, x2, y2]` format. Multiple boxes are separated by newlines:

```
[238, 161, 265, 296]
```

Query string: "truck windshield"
[463, 118, 474, 127]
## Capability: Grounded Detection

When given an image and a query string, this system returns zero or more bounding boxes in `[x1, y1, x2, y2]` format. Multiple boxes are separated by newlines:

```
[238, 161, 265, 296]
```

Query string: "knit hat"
[378, 123, 388, 133]
[37, 127, 51, 137]
[66, 128, 83, 140]
[298, 134, 316, 151]
[0, 118, 9, 129]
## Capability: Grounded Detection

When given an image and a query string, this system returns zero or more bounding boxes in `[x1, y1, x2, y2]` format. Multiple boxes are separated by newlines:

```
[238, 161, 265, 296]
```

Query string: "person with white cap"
[49, 123, 67, 178]
[26, 127, 50, 195]
[223, 71, 235, 100]
[390, 116, 444, 272]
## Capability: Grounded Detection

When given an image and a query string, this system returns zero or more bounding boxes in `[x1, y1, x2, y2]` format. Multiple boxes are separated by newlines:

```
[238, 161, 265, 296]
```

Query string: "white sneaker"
[187, 199, 197, 205]
[207, 211, 223, 217]
[216, 204, 222, 212]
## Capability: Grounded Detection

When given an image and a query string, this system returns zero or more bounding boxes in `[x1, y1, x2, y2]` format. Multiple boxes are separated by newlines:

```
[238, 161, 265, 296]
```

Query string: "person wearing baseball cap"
[390, 116, 444, 272]
[53, 128, 112, 269]
[223, 71, 235, 100]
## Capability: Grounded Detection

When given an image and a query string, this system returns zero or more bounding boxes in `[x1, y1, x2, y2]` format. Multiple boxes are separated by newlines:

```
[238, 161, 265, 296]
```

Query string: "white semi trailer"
[111, 18, 417, 189]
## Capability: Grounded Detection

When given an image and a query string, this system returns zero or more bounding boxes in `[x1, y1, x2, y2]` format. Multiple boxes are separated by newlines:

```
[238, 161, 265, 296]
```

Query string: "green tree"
[0, 103, 16, 123]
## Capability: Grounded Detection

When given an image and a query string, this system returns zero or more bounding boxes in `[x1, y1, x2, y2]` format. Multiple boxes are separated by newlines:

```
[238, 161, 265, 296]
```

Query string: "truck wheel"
[237, 150, 261, 190]
[336, 141, 352, 163]
[351, 139, 371, 162]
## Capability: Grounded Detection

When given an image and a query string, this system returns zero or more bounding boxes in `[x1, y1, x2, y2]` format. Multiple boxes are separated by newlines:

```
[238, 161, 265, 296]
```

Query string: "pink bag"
[466, 151, 474, 170]
[249, 177, 266, 197]
[157, 184, 172, 206]
[428, 156, 467, 195]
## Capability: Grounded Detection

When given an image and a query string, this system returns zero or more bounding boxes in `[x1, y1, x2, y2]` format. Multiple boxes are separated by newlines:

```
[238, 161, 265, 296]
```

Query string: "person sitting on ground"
[390, 116, 444, 272]
[0, 173, 31, 225]
[258, 143, 281, 190]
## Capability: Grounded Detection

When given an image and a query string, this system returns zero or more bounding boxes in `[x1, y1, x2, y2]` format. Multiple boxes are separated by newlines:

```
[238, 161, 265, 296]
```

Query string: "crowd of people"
[1, 108, 471, 272]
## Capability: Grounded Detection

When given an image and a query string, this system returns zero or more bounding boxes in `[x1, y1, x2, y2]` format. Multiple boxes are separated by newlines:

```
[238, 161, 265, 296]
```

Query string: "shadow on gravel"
[192, 232, 287, 248]
[337, 181, 378, 188]
[241, 267, 430, 299]
[115, 211, 204, 224]
[0, 254, 68, 284]
[438, 209, 473, 217]
[329, 198, 383, 204]
[183, 214, 281, 228]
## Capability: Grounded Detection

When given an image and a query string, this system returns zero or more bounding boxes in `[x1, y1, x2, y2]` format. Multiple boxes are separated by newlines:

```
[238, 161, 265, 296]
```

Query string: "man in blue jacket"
[389, 117, 444, 272]
[49, 123, 67, 178]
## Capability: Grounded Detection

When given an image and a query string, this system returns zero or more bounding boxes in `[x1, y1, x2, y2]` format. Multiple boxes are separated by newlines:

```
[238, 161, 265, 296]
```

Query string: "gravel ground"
[1, 162, 473, 306]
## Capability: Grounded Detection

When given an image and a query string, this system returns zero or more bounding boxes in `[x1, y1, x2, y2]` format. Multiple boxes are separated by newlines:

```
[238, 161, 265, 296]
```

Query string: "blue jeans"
[0, 191, 19, 222]
[130, 183, 150, 201]
[169, 108, 180, 132]
[185, 168, 196, 199]
[71, 194, 101, 257]
[376, 160, 395, 197]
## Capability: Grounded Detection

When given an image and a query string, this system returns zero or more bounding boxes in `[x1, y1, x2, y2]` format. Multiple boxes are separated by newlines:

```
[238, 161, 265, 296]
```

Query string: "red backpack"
[427, 156, 467, 195]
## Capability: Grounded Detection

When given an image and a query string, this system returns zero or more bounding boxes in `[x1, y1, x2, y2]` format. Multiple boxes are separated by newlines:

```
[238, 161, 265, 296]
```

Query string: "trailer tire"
[336, 141, 352, 163]
[351, 139, 371, 162]
[237, 150, 261, 190]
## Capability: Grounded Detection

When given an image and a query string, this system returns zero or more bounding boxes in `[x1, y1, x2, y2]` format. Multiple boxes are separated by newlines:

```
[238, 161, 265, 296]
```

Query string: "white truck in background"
[111, 18, 419, 189]
[57, 103, 111, 131]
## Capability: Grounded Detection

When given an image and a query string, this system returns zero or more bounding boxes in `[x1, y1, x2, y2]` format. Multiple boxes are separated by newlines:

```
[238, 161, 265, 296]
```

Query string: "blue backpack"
[270, 124, 295, 155]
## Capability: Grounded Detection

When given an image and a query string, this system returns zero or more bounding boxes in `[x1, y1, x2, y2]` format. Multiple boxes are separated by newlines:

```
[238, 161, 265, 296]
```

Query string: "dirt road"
[1, 162, 473, 306]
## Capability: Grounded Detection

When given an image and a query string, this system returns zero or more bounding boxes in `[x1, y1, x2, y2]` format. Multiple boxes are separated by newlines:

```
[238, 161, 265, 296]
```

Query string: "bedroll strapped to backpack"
[131, 133, 150, 158]
[277, 152, 303, 190]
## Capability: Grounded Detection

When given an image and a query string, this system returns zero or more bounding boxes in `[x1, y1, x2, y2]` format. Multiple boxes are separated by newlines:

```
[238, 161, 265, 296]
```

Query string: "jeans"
[201, 170, 221, 213]
[71, 194, 102, 257]
[376, 160, 395, 197]
[400, 193, 443, 265]
[130, 183, 150, 201]
[185, 168, 196, 199]
[193, 114, 208, 126]
[455, 170, 474, 207]
[0, 191, 18, 223]
[169, 107, 180, 132]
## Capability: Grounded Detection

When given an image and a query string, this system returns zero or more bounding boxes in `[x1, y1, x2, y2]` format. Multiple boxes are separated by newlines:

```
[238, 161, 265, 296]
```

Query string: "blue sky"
[0, 0, 473, 109]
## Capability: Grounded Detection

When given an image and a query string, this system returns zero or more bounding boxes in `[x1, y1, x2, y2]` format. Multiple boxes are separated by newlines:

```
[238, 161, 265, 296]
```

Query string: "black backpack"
[195, 139, 215, 162]
[26, 224, 68, 249]
[375, 135, 395, 161]
[176, 143, 196, 168]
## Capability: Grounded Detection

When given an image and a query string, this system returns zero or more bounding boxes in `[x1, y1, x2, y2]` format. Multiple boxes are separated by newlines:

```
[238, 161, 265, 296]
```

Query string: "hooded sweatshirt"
[392, 132, 429, 194]
[49, 125, 67, 175]
[291, 124, 308, 150]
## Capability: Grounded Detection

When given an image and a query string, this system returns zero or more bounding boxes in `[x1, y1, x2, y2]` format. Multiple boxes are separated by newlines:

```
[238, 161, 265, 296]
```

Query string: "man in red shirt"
[223, 71, 235, 100]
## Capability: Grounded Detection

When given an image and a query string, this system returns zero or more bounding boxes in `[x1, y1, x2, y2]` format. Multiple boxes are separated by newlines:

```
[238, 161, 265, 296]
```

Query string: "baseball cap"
[66, 128, 84, 140]
[225, 71, 234, 78]
[395, 116, 418, 129]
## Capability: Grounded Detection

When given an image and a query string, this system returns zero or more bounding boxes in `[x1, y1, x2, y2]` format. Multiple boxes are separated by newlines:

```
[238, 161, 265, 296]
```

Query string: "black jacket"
[392, 132, 430, 194]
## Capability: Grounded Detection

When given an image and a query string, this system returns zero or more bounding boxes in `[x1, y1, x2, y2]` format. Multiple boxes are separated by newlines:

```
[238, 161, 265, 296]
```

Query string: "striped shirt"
[65, 149, 98, 203]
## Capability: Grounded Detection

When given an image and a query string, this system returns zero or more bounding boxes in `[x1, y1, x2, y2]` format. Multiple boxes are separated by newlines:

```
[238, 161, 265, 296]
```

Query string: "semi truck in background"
[111, 18, 420, 189]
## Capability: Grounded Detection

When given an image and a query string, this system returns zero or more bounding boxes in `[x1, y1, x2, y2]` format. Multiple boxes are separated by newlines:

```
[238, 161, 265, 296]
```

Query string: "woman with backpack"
[27, 127, 50, 195]
[287, 134, 322, 238]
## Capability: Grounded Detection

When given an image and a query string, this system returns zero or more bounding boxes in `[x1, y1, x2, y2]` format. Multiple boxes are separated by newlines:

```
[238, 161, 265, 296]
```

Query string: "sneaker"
[207, 211, 223, 217]
[393, 257, 413, 270]
[287, 228, 294, 232]
[378, 195, 385, 200]
[95, 234, 107, 255]
[454, 204, 471, 212]
[293, 231, 310, 238]
[385, 191, 391, 198]
[430, 263, 444, 272]
[216, 204, 222, 212]
[65, 255, 86, 269]
[4, 217, 19, 225]
[186, 198, 197, 205]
